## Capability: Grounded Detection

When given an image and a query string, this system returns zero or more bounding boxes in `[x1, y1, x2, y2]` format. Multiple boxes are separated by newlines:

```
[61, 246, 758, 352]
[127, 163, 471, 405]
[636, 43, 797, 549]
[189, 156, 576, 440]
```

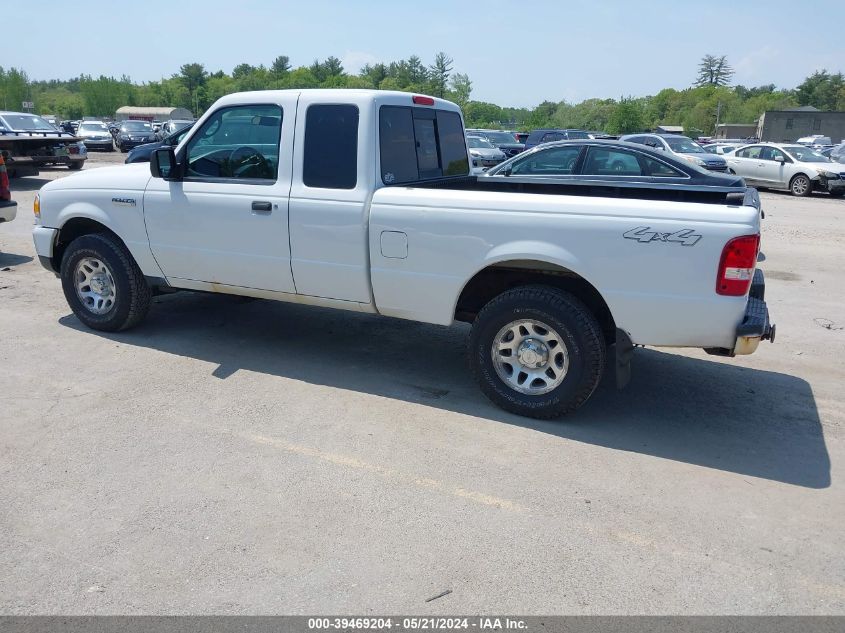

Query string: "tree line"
[1, 54, 843, 136]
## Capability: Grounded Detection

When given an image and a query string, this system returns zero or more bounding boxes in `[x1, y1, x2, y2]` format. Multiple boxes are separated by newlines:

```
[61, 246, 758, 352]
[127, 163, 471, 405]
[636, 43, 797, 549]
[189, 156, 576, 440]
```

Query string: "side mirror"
[774, 155, 785, 163]
[150, 147, 180, 180]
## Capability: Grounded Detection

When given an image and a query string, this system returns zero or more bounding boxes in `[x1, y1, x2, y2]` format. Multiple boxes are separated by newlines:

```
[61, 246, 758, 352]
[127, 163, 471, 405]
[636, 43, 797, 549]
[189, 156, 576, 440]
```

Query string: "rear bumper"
[0, 200, 17, 223]
[706, 269, 775, 357]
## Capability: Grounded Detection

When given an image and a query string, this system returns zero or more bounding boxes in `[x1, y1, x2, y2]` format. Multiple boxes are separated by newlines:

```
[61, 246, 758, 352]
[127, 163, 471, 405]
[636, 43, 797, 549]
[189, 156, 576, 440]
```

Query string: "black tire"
[469, 285, 606, 419]
[67, 161, 82, 170]
[60, 233, 151, 332]
[789, 173, 813, 197]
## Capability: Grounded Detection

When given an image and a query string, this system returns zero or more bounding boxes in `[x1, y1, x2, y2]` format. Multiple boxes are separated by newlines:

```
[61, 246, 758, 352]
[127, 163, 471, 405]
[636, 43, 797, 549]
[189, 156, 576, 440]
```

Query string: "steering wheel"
[227, 146, 270, 178]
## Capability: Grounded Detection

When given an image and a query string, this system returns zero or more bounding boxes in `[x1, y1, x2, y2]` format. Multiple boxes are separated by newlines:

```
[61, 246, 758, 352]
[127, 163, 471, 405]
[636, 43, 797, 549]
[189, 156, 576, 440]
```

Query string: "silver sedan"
[726, 142, 845, 197]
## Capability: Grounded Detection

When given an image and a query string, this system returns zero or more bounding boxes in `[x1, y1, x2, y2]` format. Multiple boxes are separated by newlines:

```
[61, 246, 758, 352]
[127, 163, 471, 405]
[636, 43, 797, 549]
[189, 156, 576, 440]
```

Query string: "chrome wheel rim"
[492, 319, 569, 395]
[74, 257, 116, 315]
[793, 177, 809, 195]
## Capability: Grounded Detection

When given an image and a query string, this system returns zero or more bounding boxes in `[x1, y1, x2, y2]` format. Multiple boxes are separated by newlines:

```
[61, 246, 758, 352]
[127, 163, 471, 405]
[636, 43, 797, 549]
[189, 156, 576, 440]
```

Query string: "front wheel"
[469, 286, 606, 419]
[60, 233, 151, 332]
[790, 174, 813, 197]
[67, 161, 83, 170]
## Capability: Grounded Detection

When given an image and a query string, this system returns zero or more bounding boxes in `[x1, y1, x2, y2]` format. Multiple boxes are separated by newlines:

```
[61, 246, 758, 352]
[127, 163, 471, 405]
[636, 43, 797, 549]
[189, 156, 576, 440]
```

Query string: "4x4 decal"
[623, 226, 702, 246]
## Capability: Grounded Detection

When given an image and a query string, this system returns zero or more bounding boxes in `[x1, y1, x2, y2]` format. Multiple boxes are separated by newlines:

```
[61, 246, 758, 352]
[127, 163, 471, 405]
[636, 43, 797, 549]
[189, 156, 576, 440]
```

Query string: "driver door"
[144, 99, 296, 293]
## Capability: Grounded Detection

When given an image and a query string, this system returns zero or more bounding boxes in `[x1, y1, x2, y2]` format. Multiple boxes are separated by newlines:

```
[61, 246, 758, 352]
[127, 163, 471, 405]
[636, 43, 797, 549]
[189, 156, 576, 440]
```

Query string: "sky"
[5, 0, 845, 108]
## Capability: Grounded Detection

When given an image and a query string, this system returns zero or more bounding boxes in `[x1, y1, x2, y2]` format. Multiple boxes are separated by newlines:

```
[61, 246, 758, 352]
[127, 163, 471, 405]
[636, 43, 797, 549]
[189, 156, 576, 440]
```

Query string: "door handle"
[251, 201, 272, 212]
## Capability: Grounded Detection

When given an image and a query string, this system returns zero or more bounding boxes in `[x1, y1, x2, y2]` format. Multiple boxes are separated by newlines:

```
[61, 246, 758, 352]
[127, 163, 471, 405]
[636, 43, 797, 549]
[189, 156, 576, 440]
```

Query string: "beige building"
[713, 123, 757, 140]
[115, 106, 193, 122]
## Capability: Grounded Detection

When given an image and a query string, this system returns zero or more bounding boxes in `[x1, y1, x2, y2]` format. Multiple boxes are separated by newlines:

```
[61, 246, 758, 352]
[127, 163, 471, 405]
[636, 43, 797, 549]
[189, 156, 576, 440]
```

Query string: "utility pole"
[715, 101, 722, 133]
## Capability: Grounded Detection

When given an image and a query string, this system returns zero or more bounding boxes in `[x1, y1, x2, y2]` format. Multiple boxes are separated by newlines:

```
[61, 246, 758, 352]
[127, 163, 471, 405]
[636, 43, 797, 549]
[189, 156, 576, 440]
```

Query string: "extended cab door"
[143, 97, 296, 293]
[287, 95, 373, 303]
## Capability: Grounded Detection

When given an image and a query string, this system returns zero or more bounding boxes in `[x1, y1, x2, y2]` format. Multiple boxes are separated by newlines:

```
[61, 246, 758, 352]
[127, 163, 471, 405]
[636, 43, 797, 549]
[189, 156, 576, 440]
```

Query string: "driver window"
[511, 146, 582, 175]
[738, 146, 762, 159]
[185, 104, 282, 181]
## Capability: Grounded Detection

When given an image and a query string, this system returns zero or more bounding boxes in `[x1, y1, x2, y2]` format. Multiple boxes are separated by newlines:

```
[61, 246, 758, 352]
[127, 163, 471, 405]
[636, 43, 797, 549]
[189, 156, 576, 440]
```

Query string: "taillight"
[0, 155, 10, 201]
[716, 234, 759, 296]
[412, 95, 435, 106]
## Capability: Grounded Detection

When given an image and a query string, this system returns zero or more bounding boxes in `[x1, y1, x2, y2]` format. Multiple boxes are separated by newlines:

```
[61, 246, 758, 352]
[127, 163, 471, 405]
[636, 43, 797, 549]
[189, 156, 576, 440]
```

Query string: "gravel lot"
[1, 152, 843, 614]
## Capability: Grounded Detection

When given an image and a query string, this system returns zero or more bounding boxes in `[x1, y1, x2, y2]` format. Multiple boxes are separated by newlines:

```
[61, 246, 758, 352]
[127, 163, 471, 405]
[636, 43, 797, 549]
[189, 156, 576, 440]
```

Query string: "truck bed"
[402, 174, 757, 208]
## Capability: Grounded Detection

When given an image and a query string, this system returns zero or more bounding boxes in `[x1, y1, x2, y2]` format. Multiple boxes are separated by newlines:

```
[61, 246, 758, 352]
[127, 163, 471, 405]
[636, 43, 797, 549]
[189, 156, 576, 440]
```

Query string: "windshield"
[0, 114, 57, 131]
[783, 146, 830, 163]
[121, 121, 152, 132]
[78, 123, 109, 133]
[483, 131, 521, 145]
[467, 136, 494, 149]
[664, 136, 705, 153]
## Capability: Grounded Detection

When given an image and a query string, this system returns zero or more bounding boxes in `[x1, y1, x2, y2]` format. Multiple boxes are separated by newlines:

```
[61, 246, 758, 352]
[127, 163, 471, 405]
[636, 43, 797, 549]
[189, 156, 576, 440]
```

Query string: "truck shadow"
[59, 292, 830, 489]
[0, 252, 33, 267]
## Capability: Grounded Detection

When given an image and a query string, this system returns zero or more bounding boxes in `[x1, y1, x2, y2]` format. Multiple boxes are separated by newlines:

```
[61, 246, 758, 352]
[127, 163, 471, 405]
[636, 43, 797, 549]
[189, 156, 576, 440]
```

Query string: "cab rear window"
[379, 106, 469, 185]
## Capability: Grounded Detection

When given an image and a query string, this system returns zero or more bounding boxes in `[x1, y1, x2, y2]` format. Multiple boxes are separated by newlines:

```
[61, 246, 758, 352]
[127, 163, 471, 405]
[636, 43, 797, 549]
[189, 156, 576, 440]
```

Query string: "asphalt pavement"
[1, 153, 843, 614]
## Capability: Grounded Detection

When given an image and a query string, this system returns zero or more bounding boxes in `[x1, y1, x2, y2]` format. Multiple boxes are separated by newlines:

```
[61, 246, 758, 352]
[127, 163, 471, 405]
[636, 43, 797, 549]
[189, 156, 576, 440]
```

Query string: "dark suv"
[524, 128, 591, 150]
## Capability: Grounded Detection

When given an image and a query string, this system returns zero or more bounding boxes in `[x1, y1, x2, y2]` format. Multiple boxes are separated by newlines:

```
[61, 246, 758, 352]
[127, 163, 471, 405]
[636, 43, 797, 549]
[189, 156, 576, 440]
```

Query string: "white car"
[726, 142, 845, 197]
[32, 89, 774, 418]
[467, 135, 506, 173]
[703, 143, 741, 155]
[621, 134, 729, 172]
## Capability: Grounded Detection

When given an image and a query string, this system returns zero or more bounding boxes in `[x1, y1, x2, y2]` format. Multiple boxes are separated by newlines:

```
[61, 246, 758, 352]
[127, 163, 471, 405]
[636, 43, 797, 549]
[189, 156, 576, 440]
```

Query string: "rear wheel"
[60, 233, 151, 332]
[67, 161, 82, 170]
[790, 174, 812, 197]
[469, 286, 606, 419]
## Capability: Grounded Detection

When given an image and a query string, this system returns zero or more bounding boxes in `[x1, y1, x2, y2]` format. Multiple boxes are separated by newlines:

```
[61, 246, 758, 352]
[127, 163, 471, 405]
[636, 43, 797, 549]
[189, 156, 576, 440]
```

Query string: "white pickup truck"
[32, 90, 774, 418]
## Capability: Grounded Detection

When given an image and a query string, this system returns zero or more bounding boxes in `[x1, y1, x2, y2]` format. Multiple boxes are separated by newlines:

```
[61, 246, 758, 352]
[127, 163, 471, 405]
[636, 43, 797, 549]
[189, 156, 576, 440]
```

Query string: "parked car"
[0, 111, 87, 173]
[796, 135, 832, 149]
[466, 129, 525, 158]
[514, 132, 529, 144]
[484, 139, 744, 190]
[725, 142, 844, 197]
[524, 128, 591, 150]
[158, 119, 194, 140]
[125, 123, 194, 163]
[32, 89, 774, 419]
[829, 143, 845, 163]
[0, 154, 17, 223]
[467, 135, 506, 173]
[621, 133, 728, 172]
[703, 143, 740, 155]
[115, 120, 158, 152]
[76, 121, 114, 151]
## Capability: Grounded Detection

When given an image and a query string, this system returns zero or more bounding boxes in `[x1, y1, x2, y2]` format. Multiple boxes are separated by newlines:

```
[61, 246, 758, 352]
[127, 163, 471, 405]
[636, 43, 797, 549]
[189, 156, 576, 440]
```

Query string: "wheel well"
[455, 262, 616, 341]
[53, 218, 123, 271]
